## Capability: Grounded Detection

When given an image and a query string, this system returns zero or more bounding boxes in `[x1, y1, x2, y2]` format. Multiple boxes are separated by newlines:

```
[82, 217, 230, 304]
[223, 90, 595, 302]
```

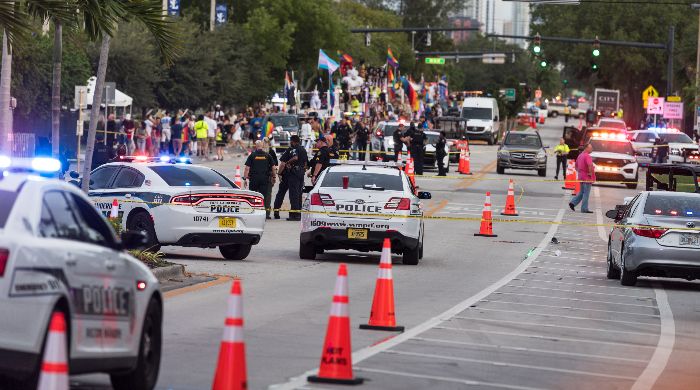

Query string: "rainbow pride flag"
[264, 121, 274, 139]
[387, 47, 399, 68]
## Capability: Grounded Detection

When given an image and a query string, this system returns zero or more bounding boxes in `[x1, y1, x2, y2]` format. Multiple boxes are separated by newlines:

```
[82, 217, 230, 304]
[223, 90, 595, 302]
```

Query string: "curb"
[151, 264, 187, 282]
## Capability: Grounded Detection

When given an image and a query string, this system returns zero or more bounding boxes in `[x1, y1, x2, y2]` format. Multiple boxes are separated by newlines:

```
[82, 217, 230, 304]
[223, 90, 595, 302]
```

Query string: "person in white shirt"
[160, 111, 171, 148]
[300, 117, 315, 152]
[205, 111, 217, 158]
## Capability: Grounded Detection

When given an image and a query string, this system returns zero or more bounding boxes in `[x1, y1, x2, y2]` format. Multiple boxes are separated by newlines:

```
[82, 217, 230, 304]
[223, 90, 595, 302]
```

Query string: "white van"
[461, 97, 500, 145]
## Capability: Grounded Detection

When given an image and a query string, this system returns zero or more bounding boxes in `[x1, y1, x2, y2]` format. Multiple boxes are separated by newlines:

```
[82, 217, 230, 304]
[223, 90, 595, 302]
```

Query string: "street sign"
[646, 97, 665, 115]
[482, 54, 506, 64]
[504, 88, 516, 102]
[667, 95, 682, 103]
[74, 86, 87, 110]
[424, 57, 445, 65]
[696, 106, 700, 130]
[594, 88, 620, 113]
[642, 85, 658, 108]
[663, 102, 683, 120]
[535, 89, 542, 99]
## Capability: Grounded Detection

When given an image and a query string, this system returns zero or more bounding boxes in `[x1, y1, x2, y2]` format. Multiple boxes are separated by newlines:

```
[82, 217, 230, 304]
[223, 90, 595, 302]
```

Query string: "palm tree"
[81, 0, 180, 192]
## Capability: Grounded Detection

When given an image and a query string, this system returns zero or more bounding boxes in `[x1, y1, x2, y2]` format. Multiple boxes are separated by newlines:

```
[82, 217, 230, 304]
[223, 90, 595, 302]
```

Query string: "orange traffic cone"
[562, 160, 576, 190]
[359, 239, 404, 332]
[530, 116, 537, 129]
[406, 152, 415, 187]
[212, 279, 247, 390]
[572, 170, 580, 196]
[234, 165, 243, 189]
[539, 115, 545, 124]
[458, 148, 472, 175]
[397, 151, 403, 168]
[474, 192, 498, 237]
[501, 179, 519, 216]
[109, 198, 119, 219]
[308, 264, 364, 385]
[37, 312, 69, 390]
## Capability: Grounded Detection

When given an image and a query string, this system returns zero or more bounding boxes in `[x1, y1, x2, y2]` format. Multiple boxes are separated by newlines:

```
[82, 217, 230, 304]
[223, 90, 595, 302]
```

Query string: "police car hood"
[668, 142, 699, 151]
[590, 151, 635, 161]
[315, 188, 407, 220]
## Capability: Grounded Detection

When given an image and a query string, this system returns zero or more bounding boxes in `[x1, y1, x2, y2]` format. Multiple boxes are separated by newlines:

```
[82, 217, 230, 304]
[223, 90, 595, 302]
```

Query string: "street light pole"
[210, 0, 215, 32]
[692, 4, 700, 133]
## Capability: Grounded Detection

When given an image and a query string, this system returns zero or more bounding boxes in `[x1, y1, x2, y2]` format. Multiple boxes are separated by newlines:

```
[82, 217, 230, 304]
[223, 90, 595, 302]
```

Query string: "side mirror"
[303, 185, 314, 193]
[69, 170, 80, 179]
[417, 191, 432, 200]
[605, 209, 619, 219]
[120, 230, 148, 250]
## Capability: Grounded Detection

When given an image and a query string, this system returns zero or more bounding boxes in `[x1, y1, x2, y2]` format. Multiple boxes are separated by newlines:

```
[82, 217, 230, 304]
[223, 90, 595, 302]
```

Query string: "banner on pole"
[167, 0, 180, 16]
[215, 4, 227, 26]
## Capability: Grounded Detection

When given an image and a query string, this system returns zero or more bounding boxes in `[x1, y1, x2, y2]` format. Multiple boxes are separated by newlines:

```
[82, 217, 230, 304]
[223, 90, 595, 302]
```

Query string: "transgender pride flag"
[317, 49, 339, 74]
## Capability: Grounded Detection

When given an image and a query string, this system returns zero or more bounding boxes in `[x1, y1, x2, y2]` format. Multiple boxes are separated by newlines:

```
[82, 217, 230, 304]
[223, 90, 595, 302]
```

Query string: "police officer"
[244, 140, 277, 219]
[436, 131, 447, 176]
[310, 137, 332, 185]
[404, 123, 427, 175]
[392, 120, 406, 161]
[334, 117, 352, 158]
[274, 135, 308, 221]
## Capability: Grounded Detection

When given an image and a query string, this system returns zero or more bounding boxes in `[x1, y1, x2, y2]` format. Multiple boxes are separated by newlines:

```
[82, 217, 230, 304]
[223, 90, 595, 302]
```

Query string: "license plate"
[679, 234, 700, 247]
[219, 217, 237, 228]
[347, 228, 369, 240]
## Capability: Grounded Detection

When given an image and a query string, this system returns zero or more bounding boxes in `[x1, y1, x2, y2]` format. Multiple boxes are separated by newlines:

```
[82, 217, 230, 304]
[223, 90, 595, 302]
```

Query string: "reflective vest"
[194, 120, 208, 139]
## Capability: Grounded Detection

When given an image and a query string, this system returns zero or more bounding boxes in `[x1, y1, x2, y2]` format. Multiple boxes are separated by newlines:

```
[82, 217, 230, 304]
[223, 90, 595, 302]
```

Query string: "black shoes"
[286, 217, 301, 221]
[582, 210, 594, 213]
[274, 213, 280, 219]
[569, 203, 575, 211]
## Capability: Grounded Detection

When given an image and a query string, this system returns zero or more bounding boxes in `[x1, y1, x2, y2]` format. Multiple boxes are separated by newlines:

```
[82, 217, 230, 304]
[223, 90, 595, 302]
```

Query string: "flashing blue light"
[178, 157, 191, 163]
[687, 211, 694, 215]
[185, 182, 191, 187]
[159, 155, 171, 163]
[0, 155, 10, 169]
[31, 157, 61, 173]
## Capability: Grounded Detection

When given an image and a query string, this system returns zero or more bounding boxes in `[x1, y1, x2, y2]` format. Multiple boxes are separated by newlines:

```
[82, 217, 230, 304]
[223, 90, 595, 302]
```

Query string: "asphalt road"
[72, 116, 700, 390]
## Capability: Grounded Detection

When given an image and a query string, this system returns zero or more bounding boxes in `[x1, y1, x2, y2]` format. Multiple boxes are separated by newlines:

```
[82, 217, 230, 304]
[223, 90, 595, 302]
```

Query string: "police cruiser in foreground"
[300, 160, 430, 265]
[0, 157, 161, 390]
[588, 137, 639, 189]
[86, 156, 266, 260]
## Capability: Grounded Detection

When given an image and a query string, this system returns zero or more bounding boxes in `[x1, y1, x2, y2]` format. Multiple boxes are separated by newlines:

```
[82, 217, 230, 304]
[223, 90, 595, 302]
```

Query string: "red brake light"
[631, 226, 668, 239]
[136, 280, 147, 291]
[0, 249, 8, 277]
[310, 193, 335, 206]
[385, 197, 410, 210]
[171, 193, 263, 208]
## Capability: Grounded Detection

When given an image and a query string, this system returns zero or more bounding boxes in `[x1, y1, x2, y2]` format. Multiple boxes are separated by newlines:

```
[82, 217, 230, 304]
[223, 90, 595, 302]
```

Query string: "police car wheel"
[110, 297, 162, 390]
[299, 242, 317, 260]
[219, 244, 252, 260]
[496, 165, 505, 174]
[419, 242, 424, 259]
[402, 245, 419, 265]
[128, 212, 160, 252]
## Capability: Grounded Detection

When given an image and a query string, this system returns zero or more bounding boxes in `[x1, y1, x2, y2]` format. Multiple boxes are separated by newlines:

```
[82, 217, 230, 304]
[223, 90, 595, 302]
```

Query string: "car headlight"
[498, 150, 510, 157]
[536, 151, 546, 159]
[485, 126, 492, 133]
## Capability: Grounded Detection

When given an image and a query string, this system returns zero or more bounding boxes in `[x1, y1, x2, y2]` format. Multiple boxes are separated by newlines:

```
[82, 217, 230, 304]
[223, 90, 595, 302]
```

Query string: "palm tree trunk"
[81, 35, 111, 192]
[51, 20, 62, 158]
[0, 30, 12, 155]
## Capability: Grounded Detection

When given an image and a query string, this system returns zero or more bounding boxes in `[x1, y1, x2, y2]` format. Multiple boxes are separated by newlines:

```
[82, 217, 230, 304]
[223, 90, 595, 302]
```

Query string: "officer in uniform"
[334, 117, 352, 158]
[403, 123, 427, 175]
[435, 131, 447, 176]
[392, 121, 406, 161]
[274, 135, 308, 221]
[244, 140, 277, 219]
[310, 137, 332, 185]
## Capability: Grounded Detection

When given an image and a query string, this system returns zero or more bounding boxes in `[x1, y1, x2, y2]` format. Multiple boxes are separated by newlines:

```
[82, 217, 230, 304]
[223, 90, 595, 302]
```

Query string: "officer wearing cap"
[310, 137, 332, 185]
[274, 135, 308, 221]
[436, 131, 447, 176]
[244, 140, 277, 219]
[393, 121, 406, 161]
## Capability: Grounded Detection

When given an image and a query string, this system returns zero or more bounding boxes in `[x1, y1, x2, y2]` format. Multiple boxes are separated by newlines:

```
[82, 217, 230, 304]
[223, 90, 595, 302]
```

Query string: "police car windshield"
[321, 171, 403, 191]
[270, 116, 299, 129]
[598, 120, 626, 130]
[505, 134, 542, 147]
[590, 140, 634, 155]
[0, 190, 18, 228]
[461, 107, 492, 120]
[660, 133, 693, 143]
[426, 133, 440, 144]
[644, 194, 700, 217]
[149, 166, 235, 188]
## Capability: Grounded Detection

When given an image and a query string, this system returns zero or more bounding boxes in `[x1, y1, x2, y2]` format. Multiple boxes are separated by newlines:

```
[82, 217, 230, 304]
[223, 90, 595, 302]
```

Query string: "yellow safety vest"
[194, 120, 208, 139]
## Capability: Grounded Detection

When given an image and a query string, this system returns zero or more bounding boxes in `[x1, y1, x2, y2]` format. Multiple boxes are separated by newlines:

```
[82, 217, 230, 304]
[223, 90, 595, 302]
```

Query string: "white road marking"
[491, 291, 657, 308]
[447, 202, 561, 211]
[353, 367, 549, 390]
[466, 307, 660, 327]
[450, 316, 659, 336]
[533, 261, 599, 268]
[434, 326, 657, 350]
[412, 337, 649, 363]
[480, 299, 660, 318]
[539, 254, 604, 262]
[511, 277, 655, 292]
[528, 266, 607, 275]
[382, 349, 639, 381]
[268, 206, 567, 390]
[504, 284, 656, 300]
[595, 188, 609, 242]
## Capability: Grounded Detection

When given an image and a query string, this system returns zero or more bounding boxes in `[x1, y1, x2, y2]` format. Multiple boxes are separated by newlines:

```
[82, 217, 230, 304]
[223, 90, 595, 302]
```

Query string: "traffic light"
[533, 33, 542, 55]
[540, 59, 548, 68]
[426, 31, 432, 47]
[592, 35, 600, 57]
[365, 32, 371, 47]
[591, 60, 599, 72]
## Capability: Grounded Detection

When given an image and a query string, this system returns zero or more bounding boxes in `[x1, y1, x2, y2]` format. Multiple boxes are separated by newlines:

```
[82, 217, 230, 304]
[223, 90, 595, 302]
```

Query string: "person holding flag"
[318, 49, 340, 117]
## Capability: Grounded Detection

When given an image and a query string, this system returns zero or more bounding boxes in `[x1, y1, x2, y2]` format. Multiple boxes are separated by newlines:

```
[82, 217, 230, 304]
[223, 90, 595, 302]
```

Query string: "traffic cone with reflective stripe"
[359, 239, 404, 332]
[234, 165, 243, 189]
[461, 150, 472, 175]
[572, 170, 580, 196]
[37, 312, 69, 390]
[539, 115, 545, 124]
[109, 199, 119, 219]
[406, 152, 415, 187]
[308, 264, 364, 385]
[563, 160, 576, 190]
[474, 192, 498, 237]
[530, 116, 537, 129]
[212, 279, 247, 390]
[501, 179, 519, 216]
[397, 152, 403, 170]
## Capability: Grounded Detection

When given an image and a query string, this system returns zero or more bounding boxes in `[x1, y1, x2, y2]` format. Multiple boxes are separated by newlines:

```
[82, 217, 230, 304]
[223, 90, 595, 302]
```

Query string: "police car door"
[89, 165, 121, 216]
[67, 193, 136, 356]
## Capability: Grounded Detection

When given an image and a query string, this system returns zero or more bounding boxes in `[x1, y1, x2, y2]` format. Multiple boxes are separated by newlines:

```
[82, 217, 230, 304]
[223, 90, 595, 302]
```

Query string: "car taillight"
[631, 226, 668, 239]
[310, 193, 335, 206]
[385, 197, 410, 210]
[171, 193, 263, 208]
[0, 249, 8, 277]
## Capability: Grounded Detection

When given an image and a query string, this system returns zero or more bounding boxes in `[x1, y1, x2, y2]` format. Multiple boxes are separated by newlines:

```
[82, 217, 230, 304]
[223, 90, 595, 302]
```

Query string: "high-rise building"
[467, 0, 531, 47]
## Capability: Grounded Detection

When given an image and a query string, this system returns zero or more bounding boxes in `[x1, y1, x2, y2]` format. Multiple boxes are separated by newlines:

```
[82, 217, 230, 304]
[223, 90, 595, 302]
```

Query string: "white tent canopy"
[85, 76, 133, 108]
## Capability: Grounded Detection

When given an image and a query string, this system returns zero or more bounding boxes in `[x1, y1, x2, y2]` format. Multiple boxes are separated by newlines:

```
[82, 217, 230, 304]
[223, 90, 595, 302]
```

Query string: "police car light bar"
[118, 155, 192, 164]
[329, 159, 400, 168]
[0, 156, 61, 176]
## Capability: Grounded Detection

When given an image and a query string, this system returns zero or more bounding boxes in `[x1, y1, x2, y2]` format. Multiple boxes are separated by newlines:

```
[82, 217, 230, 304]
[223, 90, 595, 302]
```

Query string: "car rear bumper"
[300, 228, 419, 253]
[625, 243, 700, 277]
[153, 206, 266, 245]
[174, 232, 261, 247]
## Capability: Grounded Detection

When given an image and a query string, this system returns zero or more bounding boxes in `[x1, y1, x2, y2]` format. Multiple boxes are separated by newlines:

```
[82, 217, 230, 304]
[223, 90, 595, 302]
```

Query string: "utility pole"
[693, 4, 700, 132]
[666, 25, 675, 96]
[210, 0, 215, 32]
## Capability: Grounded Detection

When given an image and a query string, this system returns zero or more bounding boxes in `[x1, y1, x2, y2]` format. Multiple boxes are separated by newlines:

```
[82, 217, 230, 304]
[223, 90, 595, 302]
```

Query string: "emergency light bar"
[591, 132, 627, 141]
[118, 155, 192, 164]
[329, 159, 400, 168]
[0, 156, 62, 177]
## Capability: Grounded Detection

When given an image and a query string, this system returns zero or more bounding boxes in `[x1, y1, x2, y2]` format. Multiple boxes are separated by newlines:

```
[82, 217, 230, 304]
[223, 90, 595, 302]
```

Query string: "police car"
[84, 156, 266, 260]
[588, 137, 640, 189]
[0, 157, 161, 389]
[300, 160, 430, 265]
